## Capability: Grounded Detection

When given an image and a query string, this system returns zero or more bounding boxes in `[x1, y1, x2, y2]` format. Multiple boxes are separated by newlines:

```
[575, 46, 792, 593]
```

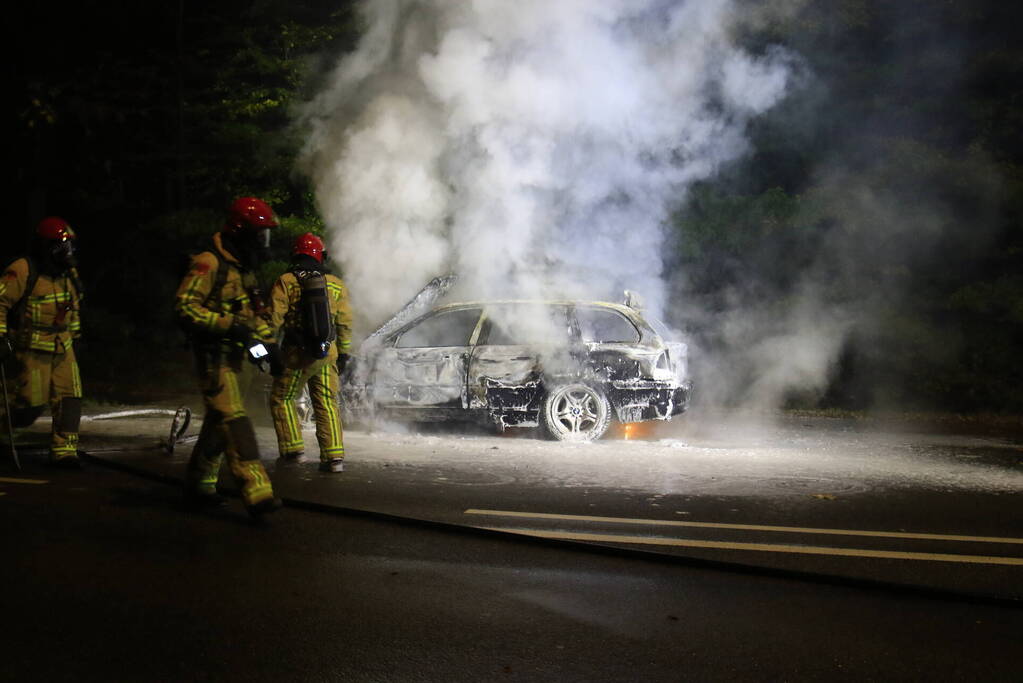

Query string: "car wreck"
[341, 278, 693, 441]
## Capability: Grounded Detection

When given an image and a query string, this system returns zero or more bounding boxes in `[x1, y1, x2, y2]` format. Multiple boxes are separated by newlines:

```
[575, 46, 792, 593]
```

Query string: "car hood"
[362, 274, 458, 347]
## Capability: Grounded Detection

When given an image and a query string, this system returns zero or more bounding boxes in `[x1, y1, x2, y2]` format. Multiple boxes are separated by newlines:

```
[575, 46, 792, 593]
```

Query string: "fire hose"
[1, 363, 21, 472]
[79, 407, 193, 455]
[1, 406, 193, 469]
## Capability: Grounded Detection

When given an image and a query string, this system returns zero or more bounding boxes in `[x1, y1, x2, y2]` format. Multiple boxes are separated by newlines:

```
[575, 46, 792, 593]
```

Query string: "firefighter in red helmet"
[268, 232, 353, 472]
[174, 197, 281, 515]
[0, 217, 85, 467]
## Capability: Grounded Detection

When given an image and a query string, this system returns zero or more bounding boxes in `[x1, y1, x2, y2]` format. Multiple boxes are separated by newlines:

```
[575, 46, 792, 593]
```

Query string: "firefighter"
[174, 197, 281, 515]
[268, 232, 353, 473]
[0, 217, 84, 468]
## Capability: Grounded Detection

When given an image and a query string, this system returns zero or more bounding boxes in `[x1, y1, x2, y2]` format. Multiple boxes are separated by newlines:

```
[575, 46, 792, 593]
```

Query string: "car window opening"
[396, 308, 482, 348]
[577, 307, 640, 343]
[485, 305, 572, 345]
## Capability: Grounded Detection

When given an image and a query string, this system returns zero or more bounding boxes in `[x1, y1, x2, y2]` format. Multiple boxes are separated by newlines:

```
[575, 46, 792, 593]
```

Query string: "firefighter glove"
[266, 343, 285, 377]
[336, 352, 350, 375]
[226, 322, 253, 347]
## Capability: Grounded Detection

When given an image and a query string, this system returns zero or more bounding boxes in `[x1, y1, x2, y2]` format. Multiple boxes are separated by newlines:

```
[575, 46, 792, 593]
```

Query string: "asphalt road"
[2, 411, 1022, 681]
[83, 409, 1023, 596]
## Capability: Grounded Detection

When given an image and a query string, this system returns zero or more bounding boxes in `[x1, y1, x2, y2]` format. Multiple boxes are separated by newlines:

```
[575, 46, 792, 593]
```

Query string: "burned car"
[341, 279, 692, 441]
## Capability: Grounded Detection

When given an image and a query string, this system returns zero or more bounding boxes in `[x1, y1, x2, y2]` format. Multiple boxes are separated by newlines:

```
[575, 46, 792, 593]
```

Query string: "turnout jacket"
[174, 232, 273, 344]
[0, 258, 82, 353]
[270, 269, 353, 363]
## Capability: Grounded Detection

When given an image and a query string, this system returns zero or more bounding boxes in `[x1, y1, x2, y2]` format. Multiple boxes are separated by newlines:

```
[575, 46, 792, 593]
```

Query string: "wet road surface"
[2, 410, 1022, 680]
[79, 410, 1023, 597]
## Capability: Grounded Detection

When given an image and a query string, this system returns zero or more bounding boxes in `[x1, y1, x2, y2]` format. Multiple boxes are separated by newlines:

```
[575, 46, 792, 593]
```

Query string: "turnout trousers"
[269, 356, 344, 463]
[186, 345, 275, 506]
[7, 346, 82, 461]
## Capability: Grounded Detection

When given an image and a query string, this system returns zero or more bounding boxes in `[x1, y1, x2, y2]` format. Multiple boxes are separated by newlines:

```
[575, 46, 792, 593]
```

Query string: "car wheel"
[295, 386, 315, 428]
[263, 379, 315, 429]
[541, 383, 612, 442]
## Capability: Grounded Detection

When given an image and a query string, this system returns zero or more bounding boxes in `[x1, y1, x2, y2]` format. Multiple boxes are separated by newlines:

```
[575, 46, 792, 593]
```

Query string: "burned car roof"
[392, 299, 656, 338]
[431, 299, 646, 315]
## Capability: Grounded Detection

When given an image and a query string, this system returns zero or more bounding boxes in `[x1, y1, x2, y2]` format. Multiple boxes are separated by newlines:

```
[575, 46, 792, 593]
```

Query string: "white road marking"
[0, 477, 49, 485]
[478, 527, 1023, 566]
[464, 509, 1023, 545]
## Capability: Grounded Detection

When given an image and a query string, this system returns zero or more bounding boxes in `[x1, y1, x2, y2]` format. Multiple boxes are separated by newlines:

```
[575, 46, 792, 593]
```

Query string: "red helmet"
[293, 232, 326, 263]
[225, 197, 278, 234]
[37, 216, 76, 242]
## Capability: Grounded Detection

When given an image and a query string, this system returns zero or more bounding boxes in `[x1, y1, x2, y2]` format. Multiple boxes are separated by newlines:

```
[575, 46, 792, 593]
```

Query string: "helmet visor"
[256, 227, 271, 249]
[51, 237, 76, 267]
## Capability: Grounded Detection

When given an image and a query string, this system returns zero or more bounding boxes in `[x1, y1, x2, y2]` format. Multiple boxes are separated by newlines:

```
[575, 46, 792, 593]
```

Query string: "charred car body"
[342, 279, 692, 441]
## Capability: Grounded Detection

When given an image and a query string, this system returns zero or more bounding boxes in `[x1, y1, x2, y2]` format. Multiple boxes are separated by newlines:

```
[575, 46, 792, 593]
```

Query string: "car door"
[370, 306, 483, 411]
[467, 304, 573, 410]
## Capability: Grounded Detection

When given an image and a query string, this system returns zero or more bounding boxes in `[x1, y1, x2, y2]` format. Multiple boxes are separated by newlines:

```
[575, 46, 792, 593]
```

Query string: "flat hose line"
[81, 409, 186, 421]
[60, 445, 1022, 611]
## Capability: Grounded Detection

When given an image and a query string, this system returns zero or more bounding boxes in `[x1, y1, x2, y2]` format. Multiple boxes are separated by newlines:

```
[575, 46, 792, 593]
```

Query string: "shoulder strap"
[24, 258, 37, 305]
[198, 246, 230, 308]
[68, 266, 84, 303]
[6, 257, 38, 331]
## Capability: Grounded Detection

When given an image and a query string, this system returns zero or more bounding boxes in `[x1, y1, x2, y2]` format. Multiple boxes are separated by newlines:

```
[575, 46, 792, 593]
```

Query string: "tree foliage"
[8, 0, 1023, 411]
[673, 0, 1023, 411]
[9, 1, 356, 400]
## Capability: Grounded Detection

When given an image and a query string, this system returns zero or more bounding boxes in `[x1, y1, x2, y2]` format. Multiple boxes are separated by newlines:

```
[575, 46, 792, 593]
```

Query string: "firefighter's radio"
[247, 342, 270, 361]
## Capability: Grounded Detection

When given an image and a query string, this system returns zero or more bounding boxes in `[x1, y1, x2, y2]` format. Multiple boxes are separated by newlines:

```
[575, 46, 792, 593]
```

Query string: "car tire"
[263, 380, 315, 429]
[541, 383, 612, 442]
[295, 386, 315, 428]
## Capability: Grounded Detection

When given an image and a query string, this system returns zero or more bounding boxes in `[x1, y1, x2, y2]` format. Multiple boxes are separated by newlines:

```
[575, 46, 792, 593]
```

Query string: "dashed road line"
[478, 527, 1023, 566]
[0, 477, 49, 485]
[464, 509, 1023, 545]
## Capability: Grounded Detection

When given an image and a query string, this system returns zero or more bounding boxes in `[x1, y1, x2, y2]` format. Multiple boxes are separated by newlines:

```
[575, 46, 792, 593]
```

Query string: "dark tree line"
[8, 1, 358, 399]
[7, 0, 1022, 411]
[671, 0, 1023, 412]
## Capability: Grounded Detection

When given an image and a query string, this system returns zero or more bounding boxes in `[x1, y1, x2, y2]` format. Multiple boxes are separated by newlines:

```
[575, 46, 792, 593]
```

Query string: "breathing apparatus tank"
[296, 269, 335, 358]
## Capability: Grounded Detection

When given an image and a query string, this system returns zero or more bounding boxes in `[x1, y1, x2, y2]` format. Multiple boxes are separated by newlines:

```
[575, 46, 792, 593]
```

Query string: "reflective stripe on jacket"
[174, 232, 273, 343]
[0, 258, 82, 353]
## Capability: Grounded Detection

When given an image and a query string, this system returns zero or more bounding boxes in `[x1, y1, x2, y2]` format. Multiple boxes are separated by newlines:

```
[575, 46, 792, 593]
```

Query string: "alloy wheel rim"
[549, 385, 603, 436]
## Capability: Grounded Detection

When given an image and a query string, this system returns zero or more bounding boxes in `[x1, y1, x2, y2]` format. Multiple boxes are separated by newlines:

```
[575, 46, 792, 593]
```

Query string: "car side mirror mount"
[623, 290, 645, 310]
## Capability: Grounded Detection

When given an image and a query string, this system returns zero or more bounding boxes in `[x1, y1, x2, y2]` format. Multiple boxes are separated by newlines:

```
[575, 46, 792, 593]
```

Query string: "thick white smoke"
[297, 0, 794, 337]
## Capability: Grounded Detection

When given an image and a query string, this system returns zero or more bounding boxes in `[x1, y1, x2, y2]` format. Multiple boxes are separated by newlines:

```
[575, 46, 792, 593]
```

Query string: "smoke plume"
[296, 0, 795, 336]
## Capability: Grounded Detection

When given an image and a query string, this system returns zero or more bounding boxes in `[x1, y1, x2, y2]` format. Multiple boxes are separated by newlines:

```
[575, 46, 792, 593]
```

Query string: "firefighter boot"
[277, 450, 306, 465]
[247, 496, 283, 519]
[184, 411, 227, 506]
[51, 396, 82, 468]
[223, 416, 280, 515]
[319, 458, 344, 473]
